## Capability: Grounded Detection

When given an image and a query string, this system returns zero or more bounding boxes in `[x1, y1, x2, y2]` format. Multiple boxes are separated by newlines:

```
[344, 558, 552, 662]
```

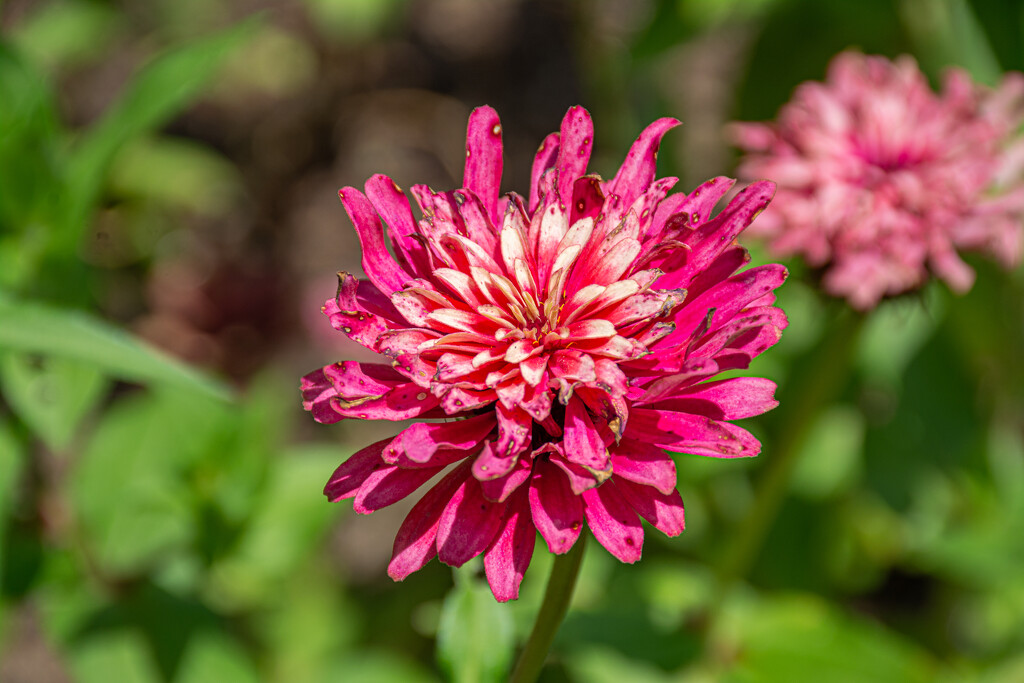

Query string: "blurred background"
[1, 0, 1023, 681]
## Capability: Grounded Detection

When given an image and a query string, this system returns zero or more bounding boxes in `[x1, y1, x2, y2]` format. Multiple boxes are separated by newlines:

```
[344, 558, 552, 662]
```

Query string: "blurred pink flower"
[302, 105, 787, 601]
[732, 52, 1024, 309]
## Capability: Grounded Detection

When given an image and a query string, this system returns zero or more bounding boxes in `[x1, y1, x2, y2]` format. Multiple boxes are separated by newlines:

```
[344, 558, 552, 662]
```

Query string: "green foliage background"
[1, 0, 1023, 680]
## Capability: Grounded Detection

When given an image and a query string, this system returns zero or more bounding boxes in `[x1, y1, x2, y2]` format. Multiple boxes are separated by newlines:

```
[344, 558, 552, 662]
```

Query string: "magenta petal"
[530, 132, 560, 213]
[353, 464, 443, 514]
[436, 475, 506, 567]
[614, 477, 685, 537]
[329, 382, 442, 421]
[364, 174, 429, 277]
[323, 361, 404, 399]
[626, 408, 756, 458]
[673, 264, 789, 343]
[606, 117, 681, 207]
[582, 481, 643, 563]
[463, 106, 505, 226]
[399, 413, 495, 463]
[301, 367, 344, 424]
[388, 463, 471, 581]
[480, 455, 532, 502]
[563, 396, 609, 471]
[677, 176, 736, 228]
[610, 439, 677, 495]
[483, 489, 536, 602]
[528, 458, 584, 554]
[653, 377, 779, 420]
[550, 454, 601, 496]
[338, 187, 413, 296]
[680, 181, 775, 281]
[555, 106, 594, 205]
[324, 439, 388, 502]
[323, 274, 400, 351]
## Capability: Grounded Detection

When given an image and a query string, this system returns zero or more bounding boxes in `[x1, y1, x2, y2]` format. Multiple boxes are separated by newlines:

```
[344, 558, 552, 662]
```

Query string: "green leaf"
[436, 565, 515, 683]
[205, 444, 340, 608]
[176, 632, 259, 683]
[0, 45, 62, 240]
[70, 391, 226, 572]
[62, 19, 256, 239]
[0, 352, 108, 451]
[108, 136, 242, 215]
[0, 295, 230, 400]
[8, 0, 123, 71]
[715, 593, 939, 683]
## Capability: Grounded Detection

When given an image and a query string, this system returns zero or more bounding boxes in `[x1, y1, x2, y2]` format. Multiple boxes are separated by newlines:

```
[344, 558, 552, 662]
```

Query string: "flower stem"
[509, 534, 587, 683]
[718, 309, 864, 584]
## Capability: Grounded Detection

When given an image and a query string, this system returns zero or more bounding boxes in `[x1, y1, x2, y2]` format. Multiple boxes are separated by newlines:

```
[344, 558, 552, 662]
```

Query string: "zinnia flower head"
[302, 105, 787, 601]
[732, 51, 1024, 309]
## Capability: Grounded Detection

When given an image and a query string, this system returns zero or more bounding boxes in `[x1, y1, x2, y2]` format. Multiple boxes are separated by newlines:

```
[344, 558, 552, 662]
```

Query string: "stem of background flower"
[717, 309, 865, 585]
[509, 534, 587, 683]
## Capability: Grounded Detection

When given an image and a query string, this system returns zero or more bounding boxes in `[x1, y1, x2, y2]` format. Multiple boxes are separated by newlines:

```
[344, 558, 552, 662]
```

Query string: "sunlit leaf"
[0, 295, 230, 400]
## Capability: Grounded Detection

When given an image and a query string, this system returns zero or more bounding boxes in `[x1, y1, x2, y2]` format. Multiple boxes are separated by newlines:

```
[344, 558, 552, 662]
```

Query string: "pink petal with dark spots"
[528, 458, 584, 554]
[463, 106, 504, 225]
[582, 480, 643, 563]
[483, 489, 535, 602]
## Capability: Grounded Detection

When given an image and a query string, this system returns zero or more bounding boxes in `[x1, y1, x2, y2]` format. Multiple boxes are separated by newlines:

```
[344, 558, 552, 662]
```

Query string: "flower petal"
[610, 438, 677, 495]
[483, 489, 535, 602]
[436, 475, 506, 567]
[564, 396, 609, 471]
[338, 186, 413, 295]
[388, 463, 471, 581]
[463, 106, 504, 225]
[324, 439, 388, 502]
[606, 117, 681, 207]
[582, 481, 643, 563]
[528, 458, 583, 554]
[614, 477, 686, 537]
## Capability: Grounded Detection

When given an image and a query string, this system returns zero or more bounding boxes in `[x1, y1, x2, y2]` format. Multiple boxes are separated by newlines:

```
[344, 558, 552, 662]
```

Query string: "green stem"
[509, 534, 587, 683]
[718, 310, 865, 584]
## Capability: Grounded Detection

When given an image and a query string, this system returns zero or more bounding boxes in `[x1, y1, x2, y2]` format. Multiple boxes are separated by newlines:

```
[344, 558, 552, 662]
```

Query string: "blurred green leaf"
[205, 444, 340, 608]
[0, 295, 231, 400]
[9, 0, 123, 70]
[437, 565, 515, 683]
[0, 352, 108, 451]
[176, 632, 259, 683]
[67, 630, 162, 683]
[70, 390, 228, 572]
[567, 647, 674, 683]
[0, 45, 62, 246]
[325, 651, 440, 683]
[790, 405, 864, 500]
[109, 136, 242, 216]
[715, 593, 939, 683]
[900, 0, 1003, 84]
[63, 19, 256, 240]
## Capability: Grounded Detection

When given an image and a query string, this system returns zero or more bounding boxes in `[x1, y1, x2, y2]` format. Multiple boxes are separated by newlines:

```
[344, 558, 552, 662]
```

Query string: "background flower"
[303, 105, 787, 600]
[732, 51, 1024, 309]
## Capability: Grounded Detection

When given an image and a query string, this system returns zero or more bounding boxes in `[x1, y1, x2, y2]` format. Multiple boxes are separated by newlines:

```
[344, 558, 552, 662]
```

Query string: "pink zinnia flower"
[732, 51, 1024, 309]
[302, 105, 787, 601]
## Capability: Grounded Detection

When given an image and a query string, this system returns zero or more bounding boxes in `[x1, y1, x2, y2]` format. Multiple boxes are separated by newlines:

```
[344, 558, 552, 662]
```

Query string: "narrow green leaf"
[437, 565, 515, 683]
[0, 295, 231, 400]
[62, 19, 257, 237]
